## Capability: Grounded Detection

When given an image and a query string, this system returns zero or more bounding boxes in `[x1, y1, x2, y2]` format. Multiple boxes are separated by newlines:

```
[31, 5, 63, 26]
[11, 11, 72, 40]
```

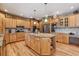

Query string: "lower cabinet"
[4, 32, 25, 44]
[4, 33, 10, 44]
[56, 33, 69, 44]
[10, 33, 16, 43]
[16, 32, 25, 41]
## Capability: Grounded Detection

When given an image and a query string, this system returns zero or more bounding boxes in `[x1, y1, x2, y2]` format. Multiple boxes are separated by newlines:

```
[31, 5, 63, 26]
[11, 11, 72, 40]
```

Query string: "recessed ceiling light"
[70, 6, 74, 9]
[56, 11, 59, 14]
[20, 14, 23, 16]
[4, 9, 8, 12]
[30, 16, 33, 18]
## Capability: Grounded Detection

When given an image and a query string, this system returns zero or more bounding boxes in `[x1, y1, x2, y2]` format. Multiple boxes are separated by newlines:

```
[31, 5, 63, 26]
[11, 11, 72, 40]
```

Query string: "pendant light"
[44, 3, 48, 23]
[33, 9, 36, 25]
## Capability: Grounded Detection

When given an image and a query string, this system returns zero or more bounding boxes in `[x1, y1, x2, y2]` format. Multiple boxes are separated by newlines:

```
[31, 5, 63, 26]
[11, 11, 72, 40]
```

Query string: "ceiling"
[0, 3, 79, 19]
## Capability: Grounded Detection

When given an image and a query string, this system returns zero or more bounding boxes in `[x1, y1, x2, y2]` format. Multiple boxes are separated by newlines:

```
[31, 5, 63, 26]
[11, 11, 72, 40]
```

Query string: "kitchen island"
[25, 33, 56, 55]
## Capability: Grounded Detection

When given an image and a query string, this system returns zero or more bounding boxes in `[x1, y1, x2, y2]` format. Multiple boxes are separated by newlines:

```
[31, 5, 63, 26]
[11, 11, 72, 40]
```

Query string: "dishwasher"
[69, 37, 79, 45]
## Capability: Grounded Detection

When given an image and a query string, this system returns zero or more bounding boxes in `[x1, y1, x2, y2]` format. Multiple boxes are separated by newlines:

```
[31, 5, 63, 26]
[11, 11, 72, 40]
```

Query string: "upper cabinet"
[12, 19, 17, 28]
[24, 19, 31, 28]
[56, 14, 79, 27]
[75, 14, 79, 27]
[16, 19, 24, 26]
[68, 15, 76, 27]
[5, 18, 10, 28]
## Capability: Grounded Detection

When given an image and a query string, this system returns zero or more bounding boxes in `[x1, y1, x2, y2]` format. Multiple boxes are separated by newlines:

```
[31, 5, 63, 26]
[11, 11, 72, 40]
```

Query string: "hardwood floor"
[6, 41, 38, 56]
[1, 41, 79, 56]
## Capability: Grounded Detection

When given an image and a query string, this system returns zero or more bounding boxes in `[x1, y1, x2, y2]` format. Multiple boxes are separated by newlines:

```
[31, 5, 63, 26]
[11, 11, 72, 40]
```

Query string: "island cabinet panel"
[25, 33, 31, 47]
[40, 38, 51, 55]
[34, 37, 41, 54]
[25, 33, 55, 55]
[30, 35, 35, 49]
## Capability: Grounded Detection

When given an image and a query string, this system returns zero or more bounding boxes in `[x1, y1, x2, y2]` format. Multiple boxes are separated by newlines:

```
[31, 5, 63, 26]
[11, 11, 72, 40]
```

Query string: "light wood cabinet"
[12, 19, 17, 28]
[4, 33, 10, 44]
[16, 19, 25, 26]
[75, 14, 79, 27]
[16, 32, 25, 41]
[40, 38, 51, 55]
[56, 33, 69, 44]
[10, 33, 16, 43]
[34, 37, 40, 54]
[24, 20, 31, 28]
[68, 15, 76, 27]
[25, 33, 54, 55]
[5, 18, 10, 28]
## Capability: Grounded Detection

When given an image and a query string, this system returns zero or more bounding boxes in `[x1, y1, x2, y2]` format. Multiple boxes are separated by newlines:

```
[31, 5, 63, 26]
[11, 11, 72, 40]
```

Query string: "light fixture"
[4, 9, 8, 12]
[33, 9, 36, 19]
[44, 18, 48, 22]
[56, 11, 59, 14]
[44, 3, 48, 23]
[34, 22, 36, 24]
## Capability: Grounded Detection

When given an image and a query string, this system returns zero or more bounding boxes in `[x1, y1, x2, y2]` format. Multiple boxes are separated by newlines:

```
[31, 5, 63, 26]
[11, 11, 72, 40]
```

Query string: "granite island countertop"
[28, 33, 56, 38]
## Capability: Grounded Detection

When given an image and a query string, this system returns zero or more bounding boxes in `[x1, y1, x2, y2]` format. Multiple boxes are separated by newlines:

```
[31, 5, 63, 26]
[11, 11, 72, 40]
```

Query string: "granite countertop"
[69, 35, 79, 38]
[29, 33, 55, 38]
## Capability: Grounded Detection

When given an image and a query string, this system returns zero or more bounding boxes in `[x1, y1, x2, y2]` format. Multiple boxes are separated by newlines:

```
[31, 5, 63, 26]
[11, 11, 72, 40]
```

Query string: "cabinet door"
[4, 33, 10, 44]
[10, 34, 16, 43]
[16, 32, 25, 41]
[30, 36, 35, 49]
[5, 18, 10, 28]
[62, 35, 69, 44]
[9, 19, 13, 28]
[76, 14, 79, 27]
[27, 34, 31, 47]
[34, 37, 40, 54]
[16, 19, 21, 26]
[68, 15, 76, 27]
[40, 38, 51, 55]
[12, 19, 16, 28]
[10, 34, 13, 43]
[16, 19, 24, 26]
[56, 33, 63, 43]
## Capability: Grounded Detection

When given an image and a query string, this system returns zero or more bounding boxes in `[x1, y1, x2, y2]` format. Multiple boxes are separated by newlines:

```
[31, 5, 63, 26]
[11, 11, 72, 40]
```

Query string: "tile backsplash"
[55, 28, 79, 35]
